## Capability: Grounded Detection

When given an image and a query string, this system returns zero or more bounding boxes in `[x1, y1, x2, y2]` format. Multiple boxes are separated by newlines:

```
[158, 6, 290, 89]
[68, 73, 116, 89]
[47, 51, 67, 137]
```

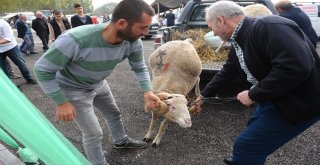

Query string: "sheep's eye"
[167, 96, 173, 99]
[170, 106, 176, 111]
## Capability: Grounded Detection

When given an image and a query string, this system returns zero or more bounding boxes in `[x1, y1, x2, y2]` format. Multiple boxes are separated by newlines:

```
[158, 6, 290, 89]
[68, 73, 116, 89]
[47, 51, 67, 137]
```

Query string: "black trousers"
[37, 33, 49, 50]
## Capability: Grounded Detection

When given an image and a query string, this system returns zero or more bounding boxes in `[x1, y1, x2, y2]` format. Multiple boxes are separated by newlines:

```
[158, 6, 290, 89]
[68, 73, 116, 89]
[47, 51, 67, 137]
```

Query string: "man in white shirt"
[0, 19, 37, 84]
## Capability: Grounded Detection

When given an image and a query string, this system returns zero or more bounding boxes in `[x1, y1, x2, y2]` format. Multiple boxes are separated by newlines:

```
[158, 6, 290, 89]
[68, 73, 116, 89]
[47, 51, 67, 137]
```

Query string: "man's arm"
[31, 20, 37, 31]
[127, 40, 160, 109]
[0, 39, 9, 45]
[34, 34, 78, 121]
[248, 19, 315, 102]
[71, 16, 77, 28]
[0, 22, 13, 44]
[48, 23, 55, 41]
[33, 34, 76, 105]
[201, 48, 244, 97]
[86, 15, 93, 24]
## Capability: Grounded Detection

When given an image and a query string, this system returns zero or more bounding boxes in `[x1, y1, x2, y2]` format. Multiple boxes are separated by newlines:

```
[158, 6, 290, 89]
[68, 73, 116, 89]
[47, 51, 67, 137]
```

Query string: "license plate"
[151, 26, 158, 30]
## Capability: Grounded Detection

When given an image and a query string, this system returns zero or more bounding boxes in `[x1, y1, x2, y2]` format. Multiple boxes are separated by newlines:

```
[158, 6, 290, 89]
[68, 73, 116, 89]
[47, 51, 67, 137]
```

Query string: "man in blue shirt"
[165, 9, 175, 27]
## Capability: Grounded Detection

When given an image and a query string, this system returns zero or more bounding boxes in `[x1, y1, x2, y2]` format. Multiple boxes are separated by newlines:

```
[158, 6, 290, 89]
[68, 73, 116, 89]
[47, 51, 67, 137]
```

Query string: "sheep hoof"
[143, 137, 153, 143]
[151, 142, 159, 148]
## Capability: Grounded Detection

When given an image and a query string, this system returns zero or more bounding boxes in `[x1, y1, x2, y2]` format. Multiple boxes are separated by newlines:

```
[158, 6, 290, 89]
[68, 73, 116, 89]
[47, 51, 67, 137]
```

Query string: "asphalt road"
[7, 30, 320, 165]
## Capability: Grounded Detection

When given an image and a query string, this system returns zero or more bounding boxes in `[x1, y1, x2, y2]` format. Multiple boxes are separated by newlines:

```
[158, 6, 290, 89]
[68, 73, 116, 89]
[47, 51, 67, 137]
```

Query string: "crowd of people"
[1, 0, 320, 165]
[0, 3, 93, 82]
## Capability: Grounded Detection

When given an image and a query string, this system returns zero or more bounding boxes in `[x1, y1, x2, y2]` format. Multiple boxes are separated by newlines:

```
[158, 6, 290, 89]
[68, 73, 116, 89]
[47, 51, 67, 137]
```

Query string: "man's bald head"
[275, 0, 294, 14]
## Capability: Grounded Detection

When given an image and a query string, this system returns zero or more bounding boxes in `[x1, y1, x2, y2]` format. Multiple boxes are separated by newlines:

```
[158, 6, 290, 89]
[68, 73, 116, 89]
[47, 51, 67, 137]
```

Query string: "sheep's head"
[155, 92, 192, 128]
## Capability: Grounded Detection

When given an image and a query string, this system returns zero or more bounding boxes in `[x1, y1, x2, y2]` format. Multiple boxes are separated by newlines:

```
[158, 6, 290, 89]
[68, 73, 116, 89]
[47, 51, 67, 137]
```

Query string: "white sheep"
[243, 4, 272, 16]
[144, 39, 202, 147]
[214, 4, 272, 53]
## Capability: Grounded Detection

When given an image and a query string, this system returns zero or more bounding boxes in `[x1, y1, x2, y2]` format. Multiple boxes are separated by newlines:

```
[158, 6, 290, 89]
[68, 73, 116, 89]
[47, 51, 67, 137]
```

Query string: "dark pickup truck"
[155, 0, 278, 96]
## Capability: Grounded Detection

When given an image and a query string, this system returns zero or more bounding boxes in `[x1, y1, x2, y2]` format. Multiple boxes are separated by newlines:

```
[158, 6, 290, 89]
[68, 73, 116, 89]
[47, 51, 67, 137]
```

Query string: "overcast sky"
[92, 0, 154, 9]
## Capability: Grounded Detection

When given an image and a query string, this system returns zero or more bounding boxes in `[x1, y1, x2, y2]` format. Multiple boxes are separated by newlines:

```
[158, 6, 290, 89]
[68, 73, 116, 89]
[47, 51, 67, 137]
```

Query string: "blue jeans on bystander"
[0, 46, 33, 81]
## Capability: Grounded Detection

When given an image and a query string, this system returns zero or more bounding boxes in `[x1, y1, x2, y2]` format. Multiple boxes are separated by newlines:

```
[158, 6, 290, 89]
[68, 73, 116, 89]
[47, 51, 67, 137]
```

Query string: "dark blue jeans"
[0, 46, 32, 81]
[231, 102, 320, 165]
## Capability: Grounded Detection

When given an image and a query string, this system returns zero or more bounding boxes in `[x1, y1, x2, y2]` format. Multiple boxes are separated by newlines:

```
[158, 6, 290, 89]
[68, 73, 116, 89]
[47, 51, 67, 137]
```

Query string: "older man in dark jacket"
[275, 0, 318, 47]
[194, 1, 320, 164]
[32, 11, 49, 52]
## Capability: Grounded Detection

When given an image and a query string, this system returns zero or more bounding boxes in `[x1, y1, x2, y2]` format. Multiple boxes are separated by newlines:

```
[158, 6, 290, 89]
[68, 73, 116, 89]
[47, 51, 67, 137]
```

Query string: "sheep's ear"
[157, 101, 169, 115]
[156, 92, 170, 100]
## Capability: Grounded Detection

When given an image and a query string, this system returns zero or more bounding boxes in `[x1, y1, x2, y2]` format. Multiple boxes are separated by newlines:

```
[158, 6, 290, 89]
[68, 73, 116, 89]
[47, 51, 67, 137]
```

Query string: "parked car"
[3, 12, 35, 27]
[144, 16, 161, 39]
[40, 10, 52, 18]
[154, 0, 277, 94]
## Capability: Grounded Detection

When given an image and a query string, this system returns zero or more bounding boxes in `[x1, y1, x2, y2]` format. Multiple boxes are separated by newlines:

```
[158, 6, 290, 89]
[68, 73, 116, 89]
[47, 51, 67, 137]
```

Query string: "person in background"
[33, 0, 160, 164]
[165, 9, 175, 27]
[275, 0, 318, 47]
[0, 19, 37, 84]
[71, 3, 93, 28]
[193, 1, 320, 164]
[102, 13, 110, 23]
[16, 14, 37, 55]
[32, 11, 49, 52]
[48, 10, 71, 42]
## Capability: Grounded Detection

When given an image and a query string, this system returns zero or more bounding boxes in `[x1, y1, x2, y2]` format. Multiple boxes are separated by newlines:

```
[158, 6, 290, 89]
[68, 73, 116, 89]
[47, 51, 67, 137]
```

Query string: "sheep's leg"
[194, 77, 200, 97]
[143, 112, 158, 142]
[215, 41, 226, 53]
[152, 118, 169, 147]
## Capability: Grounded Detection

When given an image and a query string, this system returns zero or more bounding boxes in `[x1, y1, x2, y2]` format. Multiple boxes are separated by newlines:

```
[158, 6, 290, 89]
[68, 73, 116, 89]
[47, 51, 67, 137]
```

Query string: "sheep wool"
[243, 4, 272, 17]
[149, 39, 202, 95]
[144, 39, 202, 147]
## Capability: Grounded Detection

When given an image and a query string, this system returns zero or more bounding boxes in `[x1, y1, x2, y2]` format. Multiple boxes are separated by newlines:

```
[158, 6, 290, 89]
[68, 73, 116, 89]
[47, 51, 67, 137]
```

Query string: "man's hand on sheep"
[56, 102, 76, 121]
[237, 90, 255, 106]
[144, 91, 161, 112]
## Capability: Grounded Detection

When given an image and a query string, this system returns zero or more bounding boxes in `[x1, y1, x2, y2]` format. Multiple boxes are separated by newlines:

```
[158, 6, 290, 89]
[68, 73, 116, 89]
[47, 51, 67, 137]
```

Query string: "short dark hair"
[111, 0, 155, 25]
[52, 10, 60, 14]
[74, 3, 82, 9]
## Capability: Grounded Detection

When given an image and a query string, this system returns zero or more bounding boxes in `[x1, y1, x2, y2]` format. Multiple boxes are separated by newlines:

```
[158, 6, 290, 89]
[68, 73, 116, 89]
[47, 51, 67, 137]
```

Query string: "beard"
[117, 25, 141, 42]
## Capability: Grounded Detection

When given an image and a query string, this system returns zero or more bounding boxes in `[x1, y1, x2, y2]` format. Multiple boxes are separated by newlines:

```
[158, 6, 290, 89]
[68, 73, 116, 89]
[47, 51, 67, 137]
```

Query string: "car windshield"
[26, 15, 36, 20]
[41, 10, 51, 17]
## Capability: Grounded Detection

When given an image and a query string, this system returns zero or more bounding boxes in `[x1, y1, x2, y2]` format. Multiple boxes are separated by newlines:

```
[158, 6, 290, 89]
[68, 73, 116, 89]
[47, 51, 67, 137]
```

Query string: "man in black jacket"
[32, 11, 49, 52]
[275, 0, 318, 47]
[71, 3, 93, 28]
[194, 1, 320, 164]
[48, 10, 71, 42]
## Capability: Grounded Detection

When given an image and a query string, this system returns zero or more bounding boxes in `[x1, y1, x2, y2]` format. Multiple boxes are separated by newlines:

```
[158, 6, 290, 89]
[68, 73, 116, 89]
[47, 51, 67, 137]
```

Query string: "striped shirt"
[34, 23, 152, 105]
